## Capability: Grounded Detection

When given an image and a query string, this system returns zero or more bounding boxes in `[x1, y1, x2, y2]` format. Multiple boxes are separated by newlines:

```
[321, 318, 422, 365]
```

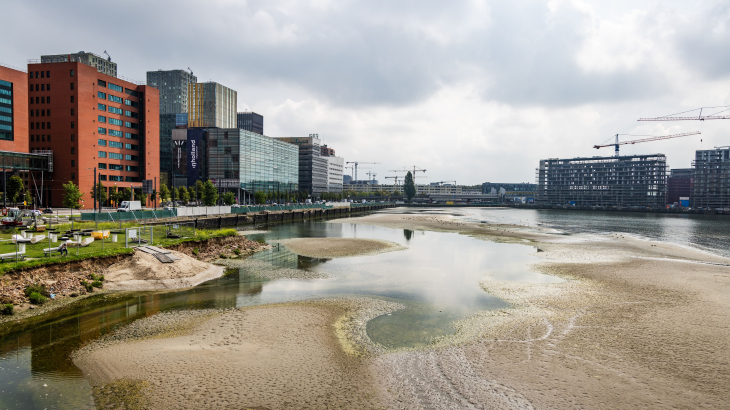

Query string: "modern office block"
[536, 154, 667, 207]
[146, 69, 197, 115]
[692, 148, 730, 209]
[27, 59, 159, 208]
[276, 135, 328, 196]
[237, 112, 263, 135]
[40, 52, 117, 77]
[0, 64, 28, 150]
[188, 82, 236, 128]
[325, 155, 344, 193]
[666, 168, 693, 205]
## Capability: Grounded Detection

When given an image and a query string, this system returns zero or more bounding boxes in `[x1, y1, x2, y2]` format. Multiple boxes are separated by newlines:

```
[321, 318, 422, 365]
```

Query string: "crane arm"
[593, 131, 700, 149]
[638, 115, 730, 121]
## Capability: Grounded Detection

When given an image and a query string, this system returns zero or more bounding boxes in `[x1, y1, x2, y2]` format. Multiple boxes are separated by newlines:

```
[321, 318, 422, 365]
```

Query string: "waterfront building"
[27, 58, 159, 208]
[41, 52, 117, 77]
[692, 148, 730, 209]
[0, 64, 28, 150]
[666, 168, 693, 206]
[536, 154, 667, 207]
[237, 112, 263, 135]
[187, 82, 236, 128]
[321, 144, 335, 157]
[276, 135, 328, 196]
[319, 144, 344, 193]
[481, 182, 536, 195]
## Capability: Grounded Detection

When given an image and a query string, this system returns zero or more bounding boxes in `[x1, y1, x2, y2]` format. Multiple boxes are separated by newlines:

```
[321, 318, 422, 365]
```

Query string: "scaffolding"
[692, 147, 730, 209]
[536, 154, 667, 207]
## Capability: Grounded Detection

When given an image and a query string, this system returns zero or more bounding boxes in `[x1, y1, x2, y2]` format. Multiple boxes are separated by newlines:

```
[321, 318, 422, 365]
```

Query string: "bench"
[0, 252, 25, 262]
[43, 246, 62, 256]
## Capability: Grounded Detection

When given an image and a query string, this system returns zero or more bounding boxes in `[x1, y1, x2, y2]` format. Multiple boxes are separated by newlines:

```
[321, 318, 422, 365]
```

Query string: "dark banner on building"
[187, 129, 204, 186]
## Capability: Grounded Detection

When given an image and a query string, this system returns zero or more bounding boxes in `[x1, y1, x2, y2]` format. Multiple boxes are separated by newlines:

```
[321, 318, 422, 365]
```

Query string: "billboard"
[187, 129, 204, 186]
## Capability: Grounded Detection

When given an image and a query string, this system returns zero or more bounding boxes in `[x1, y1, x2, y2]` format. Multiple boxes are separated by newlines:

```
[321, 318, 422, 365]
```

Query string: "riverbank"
[334, 212, 730, 409]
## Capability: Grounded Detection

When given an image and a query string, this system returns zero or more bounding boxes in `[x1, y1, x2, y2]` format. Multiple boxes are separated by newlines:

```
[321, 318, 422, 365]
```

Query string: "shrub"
[219, 253, 228, 259]
[1, 304, 13, 315]
[91, 280, 103, 289]
[28, 292, 47, 305]
[233, 249, 241, 255]
[81, 280, 94, 293]
[25, 283, 48, 298]
[256, 239, 266, 244]
[90, 273, 105, 282]
[193, 247, 200, 256]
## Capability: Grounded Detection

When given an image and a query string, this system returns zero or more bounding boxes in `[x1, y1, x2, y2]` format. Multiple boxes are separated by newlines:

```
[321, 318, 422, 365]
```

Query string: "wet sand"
[279, 237, 405, 259]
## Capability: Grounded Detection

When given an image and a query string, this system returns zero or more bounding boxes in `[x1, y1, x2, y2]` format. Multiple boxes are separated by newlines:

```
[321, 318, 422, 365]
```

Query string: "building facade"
[666, 168, 693, 205]
[325, 156, 344, 193]
[692, 148, 730, 209]
[481, 182, 537, 194]
[0, 64, 28, 151]
[537, 154, 667, 207]
[276, 135, 328, 196]
[27, 60, 159, 208]
[237, 112, 263, 135]
[41, 52, 118, 77]
[188, 82, 236, 128]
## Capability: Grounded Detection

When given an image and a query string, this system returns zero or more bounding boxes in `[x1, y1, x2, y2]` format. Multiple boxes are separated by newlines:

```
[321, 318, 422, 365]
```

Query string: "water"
[2, 208, 729, 408]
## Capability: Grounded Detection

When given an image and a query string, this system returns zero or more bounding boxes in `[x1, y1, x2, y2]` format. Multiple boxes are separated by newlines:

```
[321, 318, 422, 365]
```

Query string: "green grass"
[0, 227, 238, 276]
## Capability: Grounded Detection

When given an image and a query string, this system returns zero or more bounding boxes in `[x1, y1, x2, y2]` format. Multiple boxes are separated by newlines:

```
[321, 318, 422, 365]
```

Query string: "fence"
[230, 204, 333, 213]
[80, 210, 176, 222]
[124, 221, 196, 248]
[175, 206, 231, 217]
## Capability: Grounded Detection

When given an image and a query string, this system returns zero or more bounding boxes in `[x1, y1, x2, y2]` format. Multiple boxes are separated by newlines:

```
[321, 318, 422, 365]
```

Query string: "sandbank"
[278, 237, 405, 259]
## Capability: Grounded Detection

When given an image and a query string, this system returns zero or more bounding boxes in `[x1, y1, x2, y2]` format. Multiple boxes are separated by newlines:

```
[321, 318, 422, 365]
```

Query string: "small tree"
[90, 182, 107, 207]
[159, 184, 171, 204]
[134, 188, 148, 206]
[222, 191, 235, 205]
[62, 181, 84, 209]
[194, 180, 204, 203]
[201, 180, 218, 206]
[120, 187, 132, 202]
[178, 186, 190, 204]
[7, 175, 23, 205]
[23, 191, 32, 207]
[404, 171, 416, 202]
[254, 191, 266, 204]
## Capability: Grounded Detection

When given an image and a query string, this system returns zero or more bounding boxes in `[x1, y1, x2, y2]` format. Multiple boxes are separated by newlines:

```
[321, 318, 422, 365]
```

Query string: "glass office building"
[237, 112, 264, 135]
[188, 83, 237, 128]
[206, 129, 298, 197]
[146, 70, 197, 114]
[0, 79, 13, 141]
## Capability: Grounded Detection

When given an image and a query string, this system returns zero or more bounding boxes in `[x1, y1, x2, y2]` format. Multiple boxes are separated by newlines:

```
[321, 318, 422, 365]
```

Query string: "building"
[0, 64, 28, 151]
[27, 58, 159, 208]
[146, 69, 197, 187]
[237, 112, 263, 135]
[187, 82, 236, 128]
[41, 52, 117, 77]
[343, 174, 353, 184]
[692, 147, 730, 209]
[319, 144, 343, 193]
[536, 154, 667, 207]
[276, 135, 328, 196]
[146, 69, 197, 114]
[481, 182, 536, 194]
[321, 144, 335, 157]
[666, 168, 693, 206]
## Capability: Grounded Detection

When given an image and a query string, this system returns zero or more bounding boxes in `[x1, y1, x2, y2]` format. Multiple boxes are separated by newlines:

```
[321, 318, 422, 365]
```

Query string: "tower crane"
[366, 171, 377, 185]
[593, 132, 701, 156]
[638, 106, 730, 122]
[433, 180, 456, 186]
[346, 161, 380, 181]
[390, 166, 427, 179]
[385, 176, 400, 185]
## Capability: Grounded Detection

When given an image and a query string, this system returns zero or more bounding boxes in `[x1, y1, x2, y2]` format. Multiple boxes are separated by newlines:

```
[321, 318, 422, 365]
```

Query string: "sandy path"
[75, 304, 384, 409]
[279, 237, 405, 258]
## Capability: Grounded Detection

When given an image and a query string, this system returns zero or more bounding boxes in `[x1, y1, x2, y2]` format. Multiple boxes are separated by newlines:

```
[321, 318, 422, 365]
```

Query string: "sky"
[3, 0, 730, 185]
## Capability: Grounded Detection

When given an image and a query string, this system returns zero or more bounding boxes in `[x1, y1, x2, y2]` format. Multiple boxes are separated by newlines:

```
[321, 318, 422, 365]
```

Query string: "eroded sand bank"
[279, 237, 405, 259]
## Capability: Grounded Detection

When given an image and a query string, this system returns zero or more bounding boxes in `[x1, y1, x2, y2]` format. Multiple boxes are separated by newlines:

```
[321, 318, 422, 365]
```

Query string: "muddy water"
[0, 219, 548, 409]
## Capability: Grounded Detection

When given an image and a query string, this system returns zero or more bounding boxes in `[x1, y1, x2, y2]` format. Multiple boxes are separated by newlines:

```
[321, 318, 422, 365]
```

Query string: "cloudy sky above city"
[3, 0, 729, 185]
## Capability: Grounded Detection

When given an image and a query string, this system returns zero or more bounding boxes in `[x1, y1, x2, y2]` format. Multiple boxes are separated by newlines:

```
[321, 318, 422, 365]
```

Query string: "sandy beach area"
[279, 237, 405, 258]
[73, 212, 730, 409]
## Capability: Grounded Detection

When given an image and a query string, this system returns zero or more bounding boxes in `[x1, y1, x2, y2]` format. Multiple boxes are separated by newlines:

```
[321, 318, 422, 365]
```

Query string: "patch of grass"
[233, 248, 241, 255]
[1, 304, 13, 315]
[24, 283, 48, 297]
[91, 280, 103, 289]
[256, 239, 267, 244]
[192, 247, 199, 256]
[90, 273, 105, 282]
[81, 280, 94, 293]
[28, 292, 47, 305]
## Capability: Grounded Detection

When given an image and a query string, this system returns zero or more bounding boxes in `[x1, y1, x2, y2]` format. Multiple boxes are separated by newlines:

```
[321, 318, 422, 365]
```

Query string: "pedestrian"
[59, 241, 68, 257]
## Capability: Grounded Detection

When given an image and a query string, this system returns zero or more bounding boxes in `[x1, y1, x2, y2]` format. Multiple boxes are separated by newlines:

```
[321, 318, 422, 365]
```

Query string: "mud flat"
[338, 212, 730, 409]
[74, 297, 403, 410]
[278, 237, 405, 259]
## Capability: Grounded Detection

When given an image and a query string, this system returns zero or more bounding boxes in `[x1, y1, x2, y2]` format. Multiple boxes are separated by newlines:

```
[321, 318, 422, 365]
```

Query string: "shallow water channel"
[0, 218, 553, 409]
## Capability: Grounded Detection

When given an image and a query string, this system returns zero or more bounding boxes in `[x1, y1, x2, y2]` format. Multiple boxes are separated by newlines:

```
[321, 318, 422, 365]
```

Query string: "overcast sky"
[3, 0, 729, 185]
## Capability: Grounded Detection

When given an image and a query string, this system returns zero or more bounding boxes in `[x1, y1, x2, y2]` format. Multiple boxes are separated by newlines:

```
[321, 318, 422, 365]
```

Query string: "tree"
[195, 180, 204, 202]
[201, 180, 218, 206]
[393, 190, 402, 196]
[7, 175, 23, 205]
[159, 184, 171, 204]
[222, 191, 236, 205]
[108, 188, 121, 207]
[254, 191, 266, 204]
[62, 181, 84, 209]
[134, 188, 148, 206]
[90, 182, 107, 207]
[120, 187, 132, 202]
[178, 186, 190, 204]
[404, 171, 416, 202]
[23, 191, 32, 207]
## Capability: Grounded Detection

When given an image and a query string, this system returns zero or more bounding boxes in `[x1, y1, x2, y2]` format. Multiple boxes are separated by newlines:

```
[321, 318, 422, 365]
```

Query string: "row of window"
[98, 163, 139, 172]
[0, 98, 10, 105]
[97, 139, 138, 150]
[0, 89, 11, 96]
[0, 124, 11, 131]
[30, 135, 51, 142]
[0, 115, 11, 122]
[29, 71, 50, 79]
[31, 109, 51, 117]
[0, 107, 10, 113]
[29, 84, 49, 92]
[99, 175, 140, 182]
[98, 151, 139, 161]
[98, 91, 138, 107]
[0, 80, 10, 87]
[30, 96, 49, 104]
[30, 122, 51, 130]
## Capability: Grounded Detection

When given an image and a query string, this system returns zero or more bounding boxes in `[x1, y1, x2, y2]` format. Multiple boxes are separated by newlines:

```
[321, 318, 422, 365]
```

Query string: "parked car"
[42, 208, 54, 214]
[29, 210, 42, 216]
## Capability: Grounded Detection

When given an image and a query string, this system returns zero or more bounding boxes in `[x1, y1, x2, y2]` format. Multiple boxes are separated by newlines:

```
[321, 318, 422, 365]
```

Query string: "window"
[125, 144, 138, 150]
[71, 147, 74, 154]
[71, 108, 74, 115]
[98, 151, 107, 158]
[124, 100, 138, 107]
[41, 84, 45, 91]
[48, 135, 51, 142]
[108, 83, 123, 92]
[108, 106, 122, 115]
[30, 110, 34, 117]
[109, 141, 123, 148]
[70, 83, 74, 90]
[70, 70, 74, 77]
[41, 97, 45, 104]
[98, 115, 106, 123]
[109, 176, 123, 182]
[125, 121, 132, 128]
[98, 163, 107, 169]
[46, 83, 50, 91]
[108, 129, 123, 137]
[71, 160, 75, 167]
[98, 103, 106, 111]
[31, 135, 34, 142]
[71, 134, 75, 141]
[125, 177, 139, 182]
[109, 164, 123, 171]
[98, 80, 106, 87]
[98, 139, 107, 146]
[71, 121, 74, 129]
[108, 118, 123, 126]
[71, 173, 75, 180]
[46, 71, 49, 77]
[41, 135, 45, 141]
[125, 165, 139, 172]
[125, 155, 138, 161]
[109, 152, 123, 160]
[40, 71, 44, 78]
[128, 122, 138, 129]
[70, 96, 74, 103]
[108, 95, 123, 103]
[124, 132, 138, 139]
[98, 92, 106, 99]
[46, 122, 50, 129]
[99, 175, 107, 181]
[47, 96, 50, 103]
[98, 127, 106, 134]
[125, 110, 131, 117]
[124, 89, 138, 97]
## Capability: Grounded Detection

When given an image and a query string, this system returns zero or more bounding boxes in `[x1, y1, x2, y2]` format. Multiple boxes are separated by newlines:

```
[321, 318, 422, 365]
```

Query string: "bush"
[28, 292, 47, 305]
[25, 283, 48, 298]
[219, 253, 228, 259]
[81, 280, 94, 293]
[1, 304, 13, 315]
[256, 239, 266, 244]
[233, 249, 241, 255]
[91, 280, 103, 289]
[90, 273, 105, 282]
[193, 248, 200, 256]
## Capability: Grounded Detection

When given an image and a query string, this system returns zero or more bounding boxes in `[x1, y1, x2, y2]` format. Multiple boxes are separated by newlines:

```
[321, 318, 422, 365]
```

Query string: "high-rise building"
[41, 52, 118, 77]
[666, 168, 693, 205]
[237, 112, 263, 135]
[319, 144, 343, 193]
[536, 154, 667, 207]
[27, 59, 159, 208]
[0, 64, 28, 151]
[275, 134, 328, 196]
[188, 82, 236, 128]
[692, 148, 730, 209]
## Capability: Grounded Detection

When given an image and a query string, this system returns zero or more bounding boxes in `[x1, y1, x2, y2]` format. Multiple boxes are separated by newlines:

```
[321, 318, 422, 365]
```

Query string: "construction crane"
[432, 180, 456, 186]
[638, 106, 730, 122]
[346, 161, 380, 181]
[385, 176, 400, 185]
[103, 50, 112, 61]
[366, 171, 377, 184]
[390, 166, 427, 179]
[593, 132, 701, 156]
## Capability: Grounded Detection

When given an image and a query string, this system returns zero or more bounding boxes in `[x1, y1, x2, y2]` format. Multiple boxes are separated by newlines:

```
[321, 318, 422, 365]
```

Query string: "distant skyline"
[3, 0, 729, 185]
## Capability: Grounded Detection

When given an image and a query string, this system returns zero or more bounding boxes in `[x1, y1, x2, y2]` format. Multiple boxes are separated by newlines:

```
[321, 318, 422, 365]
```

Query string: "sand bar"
[278, 237, 405, 259]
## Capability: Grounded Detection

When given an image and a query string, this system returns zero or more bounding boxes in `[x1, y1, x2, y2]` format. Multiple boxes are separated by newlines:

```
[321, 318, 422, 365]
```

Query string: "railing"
[0, 62, 27, 73]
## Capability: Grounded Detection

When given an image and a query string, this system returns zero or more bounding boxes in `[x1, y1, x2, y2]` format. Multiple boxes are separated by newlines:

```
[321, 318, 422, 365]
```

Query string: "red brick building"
[27, 60, 159, 208]
[0, 64, 29, 152]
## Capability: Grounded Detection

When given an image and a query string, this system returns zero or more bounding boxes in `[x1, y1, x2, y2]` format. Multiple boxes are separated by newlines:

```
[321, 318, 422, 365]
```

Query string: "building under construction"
[537, 154, 667, 207]
[692, 147, 730, 209]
